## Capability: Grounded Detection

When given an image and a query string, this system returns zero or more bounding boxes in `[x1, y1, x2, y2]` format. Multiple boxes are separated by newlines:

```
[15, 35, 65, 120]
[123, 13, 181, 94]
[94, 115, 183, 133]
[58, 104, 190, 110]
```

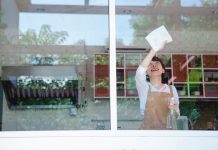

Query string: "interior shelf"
[94, 53, 218, 99]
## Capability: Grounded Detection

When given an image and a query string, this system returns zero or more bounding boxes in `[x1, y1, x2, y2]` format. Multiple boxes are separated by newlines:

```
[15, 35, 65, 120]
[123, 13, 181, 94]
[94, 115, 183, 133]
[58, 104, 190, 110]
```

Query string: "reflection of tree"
[182, 0, 218, 31]
[18, 25, 69, 65]
[157, 15, 176, 29]
[129, 15, 175, 47]
[130, 1, 218, 47]
[19, 25, 68, 45]
[200, 0, 217, 6]
[182, 15, 218, 31]
[129, 16, 151, 47]
[74, 39, 86, 45]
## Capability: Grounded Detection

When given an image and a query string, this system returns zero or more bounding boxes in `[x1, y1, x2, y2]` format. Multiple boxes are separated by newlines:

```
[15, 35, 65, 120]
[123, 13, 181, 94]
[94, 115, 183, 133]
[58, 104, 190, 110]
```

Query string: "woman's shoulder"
[165, 84, 179, 97]
[165, 84, 176, 88]
[163, 84, 177, 92]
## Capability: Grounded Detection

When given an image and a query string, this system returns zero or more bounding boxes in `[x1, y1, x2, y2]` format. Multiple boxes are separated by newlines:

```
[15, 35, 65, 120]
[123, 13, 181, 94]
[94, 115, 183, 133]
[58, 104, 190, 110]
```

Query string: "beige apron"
[140, 85, 173, 130]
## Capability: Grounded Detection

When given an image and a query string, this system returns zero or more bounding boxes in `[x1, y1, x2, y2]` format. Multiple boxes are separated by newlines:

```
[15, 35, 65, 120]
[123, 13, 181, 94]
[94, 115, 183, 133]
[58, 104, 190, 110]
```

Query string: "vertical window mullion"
[109, 0, 117, 131]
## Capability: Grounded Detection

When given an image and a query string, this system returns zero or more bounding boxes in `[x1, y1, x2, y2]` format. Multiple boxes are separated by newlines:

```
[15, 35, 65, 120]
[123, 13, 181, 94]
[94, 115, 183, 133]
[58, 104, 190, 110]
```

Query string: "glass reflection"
[181, 15, 218, 30]
[161, 0, 175, 7]
[116, 0, 152, 6]
[181, 0, 218, 7]
[19, 13, 108, 45]
[89, 0, 108, 6]
[0, 0, 110, 131]
[31, 0, 85, 5]
[116, 0, 218, 130]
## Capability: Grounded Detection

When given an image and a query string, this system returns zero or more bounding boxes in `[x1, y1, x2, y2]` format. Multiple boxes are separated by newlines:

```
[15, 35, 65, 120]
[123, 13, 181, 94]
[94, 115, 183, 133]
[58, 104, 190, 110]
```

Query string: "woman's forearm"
[140, 49, 156, 68]
[141, 41, 167, 68]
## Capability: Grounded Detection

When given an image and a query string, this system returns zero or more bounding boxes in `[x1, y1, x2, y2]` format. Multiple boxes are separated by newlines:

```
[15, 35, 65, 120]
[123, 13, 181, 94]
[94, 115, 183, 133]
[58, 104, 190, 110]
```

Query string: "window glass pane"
[116, 0, 152, 6]
[116, 1, 218, 130]
[181, 15, 218, 31]
[181, 0, 218, 7]
[31, 0, 84, 5]
[180, 15, 218, 49]
[161, 0, 175, 7]
[0, 0, 110, 131]
[89, 0, 108, 6]
[19, 13, 108, 46]
[116, 15, 152, 48]
[157, 16, 176, 30]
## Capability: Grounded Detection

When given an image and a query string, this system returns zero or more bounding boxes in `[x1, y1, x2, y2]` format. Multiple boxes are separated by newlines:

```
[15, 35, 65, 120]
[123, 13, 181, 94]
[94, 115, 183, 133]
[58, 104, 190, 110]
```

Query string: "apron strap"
[147, 84, 151, 95]
[169, 85, 174, 98]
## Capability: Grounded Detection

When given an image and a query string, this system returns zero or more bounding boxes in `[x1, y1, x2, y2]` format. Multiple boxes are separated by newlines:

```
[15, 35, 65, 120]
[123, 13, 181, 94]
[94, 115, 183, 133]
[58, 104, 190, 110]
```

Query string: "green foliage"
[17, 76, 77, 89]
[201, 0, 218, 6]
[129, 1, 218, 47]
[32, 55, 55, 65]
[180, 100, 200, 129]
[188, 69, 202, 82]
[16, 98, 71, 106]
[180, 100, 197, 116]
[162, 0, 174, 6]
[16, 76, 78, 106]
[24, 54, 88, 65]
[188, 108, 200, 129]
[95, 55, 109, 65]
[182, 16, 218, 31]
[127, 77, 136, 90]
[19, 24, 68, 45]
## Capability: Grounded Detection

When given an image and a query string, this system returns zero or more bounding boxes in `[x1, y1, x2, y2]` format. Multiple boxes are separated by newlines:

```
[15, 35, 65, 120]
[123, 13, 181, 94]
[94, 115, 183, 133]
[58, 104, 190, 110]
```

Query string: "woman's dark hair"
[146, 56, 168, 84]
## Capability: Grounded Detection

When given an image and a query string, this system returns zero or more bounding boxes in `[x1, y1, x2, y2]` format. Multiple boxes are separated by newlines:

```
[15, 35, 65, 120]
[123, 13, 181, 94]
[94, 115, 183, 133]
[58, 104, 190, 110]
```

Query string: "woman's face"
[147, 61, 165, 77]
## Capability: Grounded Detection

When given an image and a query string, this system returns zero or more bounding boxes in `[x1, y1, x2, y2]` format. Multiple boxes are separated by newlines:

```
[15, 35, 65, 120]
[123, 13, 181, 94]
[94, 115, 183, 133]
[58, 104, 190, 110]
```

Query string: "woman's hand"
[153, 40, 167, 52]
[168, 98, 179, 112]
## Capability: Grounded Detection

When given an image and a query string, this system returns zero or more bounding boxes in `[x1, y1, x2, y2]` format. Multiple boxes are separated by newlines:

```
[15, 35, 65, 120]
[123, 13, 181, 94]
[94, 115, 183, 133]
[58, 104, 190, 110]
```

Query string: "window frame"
[0, 0, 218, 139]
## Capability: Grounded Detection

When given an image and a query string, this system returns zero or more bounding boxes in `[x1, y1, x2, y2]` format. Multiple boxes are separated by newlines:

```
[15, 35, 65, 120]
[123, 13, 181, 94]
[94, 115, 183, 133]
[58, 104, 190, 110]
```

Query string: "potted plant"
[179, 100, 200, 129]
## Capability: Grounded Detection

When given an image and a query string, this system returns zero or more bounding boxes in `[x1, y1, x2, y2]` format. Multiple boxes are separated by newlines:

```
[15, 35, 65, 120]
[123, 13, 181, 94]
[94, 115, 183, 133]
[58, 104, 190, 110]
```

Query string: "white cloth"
[135, 65, 180, 116]
[145, 25, 173, 51]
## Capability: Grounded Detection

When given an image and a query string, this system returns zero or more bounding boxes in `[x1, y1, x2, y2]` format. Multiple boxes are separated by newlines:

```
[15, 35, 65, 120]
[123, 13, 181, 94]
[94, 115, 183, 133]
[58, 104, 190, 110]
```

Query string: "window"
[115, 0, 218, 130]
[1, 0, 218, 149]
[1, 0, 110, 131]
[181, 0, 218, 7]
[31, 0, 85, 5]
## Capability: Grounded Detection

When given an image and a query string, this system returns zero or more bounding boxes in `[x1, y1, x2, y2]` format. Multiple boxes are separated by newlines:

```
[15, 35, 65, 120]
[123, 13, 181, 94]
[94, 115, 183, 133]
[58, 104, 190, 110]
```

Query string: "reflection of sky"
[31, 0, 85, 5]
[31, 0, 206, 6]
[181, 0, 205, 7]
[19, 13, 109, 45]
[21, 0, 209, 46]
[116, 15, 134, 45]
[31, 0, 152, 6]
[19, 14, 134, 46]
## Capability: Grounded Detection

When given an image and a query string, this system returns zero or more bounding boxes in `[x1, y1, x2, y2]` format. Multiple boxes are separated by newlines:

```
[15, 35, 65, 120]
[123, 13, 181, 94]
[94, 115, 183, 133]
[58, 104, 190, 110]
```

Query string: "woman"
[135, 42, 180, 130]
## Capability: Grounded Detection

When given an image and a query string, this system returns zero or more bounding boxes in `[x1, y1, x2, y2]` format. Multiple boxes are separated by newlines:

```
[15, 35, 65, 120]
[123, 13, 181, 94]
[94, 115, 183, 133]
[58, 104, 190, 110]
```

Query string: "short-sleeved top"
[135, 65, 180, 116]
